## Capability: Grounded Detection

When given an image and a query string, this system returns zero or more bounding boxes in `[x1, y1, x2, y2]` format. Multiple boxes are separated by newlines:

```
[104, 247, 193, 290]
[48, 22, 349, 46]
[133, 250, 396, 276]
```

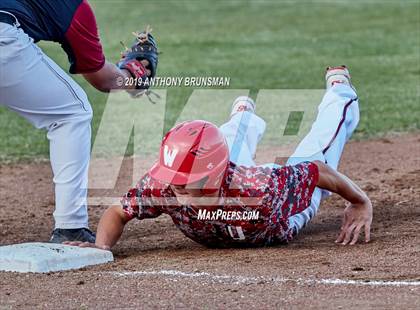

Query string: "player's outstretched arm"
[95, 206, 130, 249]
[313, 161, 373, 245]
[64, 206, 130, 250]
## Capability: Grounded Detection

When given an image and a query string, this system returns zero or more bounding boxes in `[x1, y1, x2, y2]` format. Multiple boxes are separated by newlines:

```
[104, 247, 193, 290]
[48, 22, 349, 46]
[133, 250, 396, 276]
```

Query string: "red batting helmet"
[149, 120, 229, 190]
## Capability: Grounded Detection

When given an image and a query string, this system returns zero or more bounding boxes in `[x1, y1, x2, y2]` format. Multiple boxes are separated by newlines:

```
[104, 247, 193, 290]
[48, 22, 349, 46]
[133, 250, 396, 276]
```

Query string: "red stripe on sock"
[322, 97, 358, 155]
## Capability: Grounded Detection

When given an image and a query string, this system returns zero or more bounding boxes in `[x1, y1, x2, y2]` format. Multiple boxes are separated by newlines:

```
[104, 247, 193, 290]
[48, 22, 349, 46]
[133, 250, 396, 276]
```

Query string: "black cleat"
[50, 228, 96, 244]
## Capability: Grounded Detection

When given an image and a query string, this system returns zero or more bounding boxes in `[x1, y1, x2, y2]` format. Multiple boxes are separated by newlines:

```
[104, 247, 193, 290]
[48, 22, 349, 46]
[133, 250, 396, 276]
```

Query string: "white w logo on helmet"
[163, 145, 178, 167]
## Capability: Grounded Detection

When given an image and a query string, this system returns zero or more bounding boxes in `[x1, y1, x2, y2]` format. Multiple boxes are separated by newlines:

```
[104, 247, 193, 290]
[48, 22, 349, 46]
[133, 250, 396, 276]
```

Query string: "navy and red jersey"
[0, 0, 105, 74]
[121, 161, 319, 247]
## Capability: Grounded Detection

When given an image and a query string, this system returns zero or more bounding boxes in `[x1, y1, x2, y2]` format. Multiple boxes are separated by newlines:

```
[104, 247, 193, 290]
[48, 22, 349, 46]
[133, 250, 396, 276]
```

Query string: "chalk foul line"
[108, 269, 420, 287]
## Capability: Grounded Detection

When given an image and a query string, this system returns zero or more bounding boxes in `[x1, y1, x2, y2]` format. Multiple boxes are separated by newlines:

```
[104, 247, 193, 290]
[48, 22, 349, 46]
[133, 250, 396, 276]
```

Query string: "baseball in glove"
[117, 25, 159, 97]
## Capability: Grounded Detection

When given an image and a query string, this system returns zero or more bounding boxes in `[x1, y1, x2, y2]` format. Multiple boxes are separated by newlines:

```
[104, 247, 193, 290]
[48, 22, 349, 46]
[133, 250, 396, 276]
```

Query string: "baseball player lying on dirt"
[0, 0, 158, 243]
[66, 66, 373, 251]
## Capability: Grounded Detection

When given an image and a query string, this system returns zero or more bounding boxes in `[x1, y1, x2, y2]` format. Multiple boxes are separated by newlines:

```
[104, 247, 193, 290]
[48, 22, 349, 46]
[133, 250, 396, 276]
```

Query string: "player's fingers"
[342, 223, 357, 245]
[63, 241, 81, 246]
[342, 210, 351, 227]
[350, 224, 363, 245]
[364, 222, 371, 243]
[146, 69, 152, 76]
[79, 242, 94, 248]
[335, 227, 346, 243]
[336, 213, 350, 243]
[335, 235, 344, 244]
[336, 226, 347, 243]
[140, 59, 150, 67]
[336, 220, 351, 243]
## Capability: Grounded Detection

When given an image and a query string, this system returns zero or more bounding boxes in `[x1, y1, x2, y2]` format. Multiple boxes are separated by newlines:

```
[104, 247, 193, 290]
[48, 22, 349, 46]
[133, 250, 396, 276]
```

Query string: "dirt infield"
[1, 133, 419, 309]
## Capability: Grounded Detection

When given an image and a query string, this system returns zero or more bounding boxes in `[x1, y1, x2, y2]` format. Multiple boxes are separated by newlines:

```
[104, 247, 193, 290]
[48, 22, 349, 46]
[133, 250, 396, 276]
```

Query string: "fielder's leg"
[219, 96, 266, 166]
[0, 22, 94, 242]
[287, 66, 360, 234]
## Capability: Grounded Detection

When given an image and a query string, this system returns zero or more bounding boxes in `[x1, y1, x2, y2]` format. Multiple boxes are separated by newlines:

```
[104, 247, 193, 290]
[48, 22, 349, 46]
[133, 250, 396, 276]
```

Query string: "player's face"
[171, 182, 205, 205]
[170, 177, 218, 205]
[171, 185, 202, 200]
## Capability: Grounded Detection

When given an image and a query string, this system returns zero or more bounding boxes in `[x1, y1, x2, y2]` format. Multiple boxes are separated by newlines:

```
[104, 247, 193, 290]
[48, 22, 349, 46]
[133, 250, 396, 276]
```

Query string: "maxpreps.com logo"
[197, 209, 260, 221]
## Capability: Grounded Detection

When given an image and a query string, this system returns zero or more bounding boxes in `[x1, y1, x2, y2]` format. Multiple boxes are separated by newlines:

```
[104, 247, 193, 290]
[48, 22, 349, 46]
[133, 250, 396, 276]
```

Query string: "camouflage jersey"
[121, 161, 319, 247]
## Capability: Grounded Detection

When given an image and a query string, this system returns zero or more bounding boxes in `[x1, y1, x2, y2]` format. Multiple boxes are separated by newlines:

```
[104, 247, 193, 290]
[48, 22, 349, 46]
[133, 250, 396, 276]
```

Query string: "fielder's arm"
[83, 60, 151, 93]
[313, 160, 373, 245]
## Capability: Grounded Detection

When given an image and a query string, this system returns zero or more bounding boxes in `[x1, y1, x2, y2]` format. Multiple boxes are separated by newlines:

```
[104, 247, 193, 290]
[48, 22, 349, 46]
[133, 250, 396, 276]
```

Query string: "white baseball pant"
[0, 17, 92, 229]
[219, 83, 359, 235]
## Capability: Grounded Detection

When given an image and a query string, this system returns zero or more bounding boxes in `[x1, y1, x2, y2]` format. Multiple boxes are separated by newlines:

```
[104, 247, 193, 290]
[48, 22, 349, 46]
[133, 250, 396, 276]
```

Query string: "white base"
[0, 242, 114, 273]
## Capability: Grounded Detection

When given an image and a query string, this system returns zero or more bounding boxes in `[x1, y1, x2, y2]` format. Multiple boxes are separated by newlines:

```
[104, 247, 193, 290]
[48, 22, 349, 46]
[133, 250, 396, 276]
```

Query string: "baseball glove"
[117, 25, 159, 96]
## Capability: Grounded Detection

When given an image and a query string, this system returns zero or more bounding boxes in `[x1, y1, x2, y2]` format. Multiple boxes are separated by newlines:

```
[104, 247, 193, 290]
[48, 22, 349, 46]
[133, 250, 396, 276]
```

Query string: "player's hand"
[62, 241, 111, 251]
[336, 198, 373, 245]
[140, 59, 152, 77]
[117, 27, 158, 94]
